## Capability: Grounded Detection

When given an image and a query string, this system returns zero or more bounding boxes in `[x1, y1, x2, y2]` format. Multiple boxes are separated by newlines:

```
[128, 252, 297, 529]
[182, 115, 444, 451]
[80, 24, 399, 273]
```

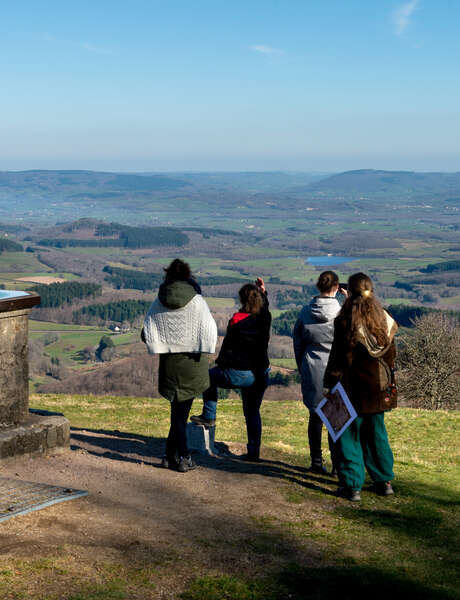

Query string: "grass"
[0, 251, 52, 272]
[270, 358, 297, 369]
[20, 394, 460, 599]
[30, 322, 139, 368]
[205, 297, 235, 309]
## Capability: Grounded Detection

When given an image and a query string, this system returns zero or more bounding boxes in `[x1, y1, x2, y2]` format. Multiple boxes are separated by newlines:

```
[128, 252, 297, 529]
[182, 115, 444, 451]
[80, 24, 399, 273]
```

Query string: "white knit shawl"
[143, 294, 217, 354]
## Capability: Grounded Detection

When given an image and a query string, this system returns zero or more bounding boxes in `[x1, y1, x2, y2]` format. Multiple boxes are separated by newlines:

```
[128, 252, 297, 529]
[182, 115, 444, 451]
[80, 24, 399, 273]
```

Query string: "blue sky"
[1, 0, 459, 172]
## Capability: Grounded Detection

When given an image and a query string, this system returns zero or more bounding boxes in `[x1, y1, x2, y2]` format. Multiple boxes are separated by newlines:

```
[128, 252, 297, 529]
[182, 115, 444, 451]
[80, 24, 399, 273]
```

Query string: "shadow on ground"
[15, 413, 455, 599]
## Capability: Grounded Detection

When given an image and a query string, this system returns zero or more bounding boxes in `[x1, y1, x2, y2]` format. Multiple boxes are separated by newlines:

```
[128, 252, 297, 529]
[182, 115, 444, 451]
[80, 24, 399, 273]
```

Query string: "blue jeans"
[202, 366, 269, 456]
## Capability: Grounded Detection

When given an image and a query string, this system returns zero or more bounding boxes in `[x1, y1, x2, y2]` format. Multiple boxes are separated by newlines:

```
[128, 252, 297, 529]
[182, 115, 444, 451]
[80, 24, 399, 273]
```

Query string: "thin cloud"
[392, 0, 419, 35]
[250, 44, 284, 56]
[40, 33, 112, 55]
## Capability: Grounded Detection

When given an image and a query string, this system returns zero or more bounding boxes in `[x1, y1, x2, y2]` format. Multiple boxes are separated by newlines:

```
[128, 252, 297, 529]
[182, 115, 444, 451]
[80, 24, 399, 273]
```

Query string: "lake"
[306, 255, 358, 267]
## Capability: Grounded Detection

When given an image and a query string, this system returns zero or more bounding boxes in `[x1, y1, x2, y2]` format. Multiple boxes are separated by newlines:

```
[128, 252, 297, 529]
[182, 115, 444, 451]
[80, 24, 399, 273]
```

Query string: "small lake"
[306, 255, 358, 267]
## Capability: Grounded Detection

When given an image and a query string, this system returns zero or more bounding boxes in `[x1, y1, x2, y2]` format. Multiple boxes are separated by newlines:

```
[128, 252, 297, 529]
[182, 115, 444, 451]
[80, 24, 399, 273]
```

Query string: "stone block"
[187, 422, 218, 455]
[0, 413, 70, 464]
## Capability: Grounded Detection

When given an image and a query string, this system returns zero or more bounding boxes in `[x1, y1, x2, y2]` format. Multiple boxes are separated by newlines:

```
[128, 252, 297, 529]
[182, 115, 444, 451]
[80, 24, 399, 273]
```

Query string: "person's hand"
[255, 277, 266, 294]
[339, 287, 348, 298]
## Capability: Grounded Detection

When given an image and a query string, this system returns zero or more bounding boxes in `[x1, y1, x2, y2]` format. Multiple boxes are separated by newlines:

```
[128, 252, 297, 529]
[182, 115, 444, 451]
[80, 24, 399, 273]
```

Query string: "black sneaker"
[336, 487, 361, 502]
[161, 455, 178, 469]
[190, 414, 216, 427]
[239, 453, 261, 463]
[373, 481, 394, 496]
[308, 464, 328, 475]
[177, 456, 197, 473]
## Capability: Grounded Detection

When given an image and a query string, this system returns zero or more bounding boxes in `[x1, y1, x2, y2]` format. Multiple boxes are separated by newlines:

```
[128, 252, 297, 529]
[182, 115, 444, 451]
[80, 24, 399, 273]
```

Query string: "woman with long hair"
[324, 272, 398, 501]
[293, 271, 347, 474]
[142, 259, 217, 472]
[191, 278, 271, 461]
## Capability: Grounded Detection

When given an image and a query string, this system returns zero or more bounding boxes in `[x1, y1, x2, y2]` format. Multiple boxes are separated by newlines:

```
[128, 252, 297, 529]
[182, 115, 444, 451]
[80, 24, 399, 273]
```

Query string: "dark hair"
[337, 272, 388, 348]
[316, 271, 339, 294]
[239, 283, 264, 315]
[164, 259, 191, 283]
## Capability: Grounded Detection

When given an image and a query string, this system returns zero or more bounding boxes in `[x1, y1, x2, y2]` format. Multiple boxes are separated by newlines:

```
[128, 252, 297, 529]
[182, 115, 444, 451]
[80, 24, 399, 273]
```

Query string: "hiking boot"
[190, 414, 216, 427]
[239, 453, 261, 463]
[373, 481, 394, 496]
[308, 463, 329, 475]
[336, 487, 361, 502]
[177, 456, 197, 473]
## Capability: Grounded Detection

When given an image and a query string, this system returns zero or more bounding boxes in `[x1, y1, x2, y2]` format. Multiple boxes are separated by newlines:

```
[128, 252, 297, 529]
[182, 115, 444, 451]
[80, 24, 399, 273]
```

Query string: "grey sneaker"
[190, 414, 216, 427]
[336, 487, 361, 502]
[177, 456, 197, 473]
[374, 481, 394, 496]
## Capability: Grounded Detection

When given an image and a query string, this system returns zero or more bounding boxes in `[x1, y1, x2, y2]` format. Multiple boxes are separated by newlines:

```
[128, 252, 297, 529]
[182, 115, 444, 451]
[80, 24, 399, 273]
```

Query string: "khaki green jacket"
[152, 280, 211, 402]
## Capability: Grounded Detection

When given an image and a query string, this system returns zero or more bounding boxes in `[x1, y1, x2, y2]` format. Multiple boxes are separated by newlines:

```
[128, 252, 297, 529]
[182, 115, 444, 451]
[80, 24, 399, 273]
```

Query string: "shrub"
[397, 313, 460, 410]
[96, 335, 115, 361]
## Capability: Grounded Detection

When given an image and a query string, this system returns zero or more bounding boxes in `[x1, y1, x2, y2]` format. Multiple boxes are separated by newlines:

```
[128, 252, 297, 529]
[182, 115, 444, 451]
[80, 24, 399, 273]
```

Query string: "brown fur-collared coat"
[323, 311, 398, 414]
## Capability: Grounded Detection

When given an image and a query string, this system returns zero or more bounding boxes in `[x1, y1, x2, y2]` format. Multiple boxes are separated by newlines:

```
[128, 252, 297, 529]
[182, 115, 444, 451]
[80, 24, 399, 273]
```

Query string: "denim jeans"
[202, 366, 269, 456]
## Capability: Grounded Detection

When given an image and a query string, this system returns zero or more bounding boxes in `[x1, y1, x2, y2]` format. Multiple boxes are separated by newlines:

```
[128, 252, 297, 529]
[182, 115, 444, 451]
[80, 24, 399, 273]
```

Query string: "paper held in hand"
[315, 382, 358, 443]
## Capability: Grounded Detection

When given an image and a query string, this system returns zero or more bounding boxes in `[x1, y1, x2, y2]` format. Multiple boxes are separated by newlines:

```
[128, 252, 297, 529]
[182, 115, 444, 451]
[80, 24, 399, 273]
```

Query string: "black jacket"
[216, 294, 271, 374]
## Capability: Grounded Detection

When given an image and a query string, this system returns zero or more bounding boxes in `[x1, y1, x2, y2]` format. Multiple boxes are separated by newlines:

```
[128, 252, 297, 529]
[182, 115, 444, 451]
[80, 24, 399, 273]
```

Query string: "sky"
[1, 0, 459, 172]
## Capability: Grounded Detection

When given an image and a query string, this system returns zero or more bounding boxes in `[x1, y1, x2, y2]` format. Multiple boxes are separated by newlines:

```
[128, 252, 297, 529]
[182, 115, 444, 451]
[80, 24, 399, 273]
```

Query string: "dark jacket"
[156, 280, 210, 402]
[323, 311, 398, 414]
[216, 293, 271, 375]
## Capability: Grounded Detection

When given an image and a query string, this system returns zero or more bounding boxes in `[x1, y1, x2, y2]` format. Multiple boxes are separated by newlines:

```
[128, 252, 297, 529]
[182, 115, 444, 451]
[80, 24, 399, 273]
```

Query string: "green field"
[270, 358, 297, 369]
[0, 251, 52, 272]
[30, 322, 139, 368]
[205, 297, 236, 308]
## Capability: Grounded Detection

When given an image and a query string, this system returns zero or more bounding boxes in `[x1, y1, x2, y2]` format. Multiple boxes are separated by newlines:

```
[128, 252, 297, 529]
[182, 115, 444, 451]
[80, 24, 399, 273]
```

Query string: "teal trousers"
[336, 412, 394, 491]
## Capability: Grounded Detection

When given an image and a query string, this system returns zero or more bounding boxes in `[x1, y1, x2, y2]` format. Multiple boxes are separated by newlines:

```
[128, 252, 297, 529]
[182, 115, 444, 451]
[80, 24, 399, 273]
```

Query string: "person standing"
[142, 259, 217, 472]
[324, 272, 398, 501]
[293, 271, 346, 474]
[191, 278, 271, 461]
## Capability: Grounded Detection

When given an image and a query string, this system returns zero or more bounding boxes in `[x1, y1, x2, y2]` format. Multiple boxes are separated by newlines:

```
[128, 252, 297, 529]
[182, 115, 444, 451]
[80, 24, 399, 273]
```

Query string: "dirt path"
[0, 429, 339, 599]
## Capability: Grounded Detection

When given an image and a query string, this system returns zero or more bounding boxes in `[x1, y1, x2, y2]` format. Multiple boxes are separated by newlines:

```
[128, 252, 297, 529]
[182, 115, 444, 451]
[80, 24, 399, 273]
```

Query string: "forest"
[31, 281, 102, 308]
[73, 299, 151, 324]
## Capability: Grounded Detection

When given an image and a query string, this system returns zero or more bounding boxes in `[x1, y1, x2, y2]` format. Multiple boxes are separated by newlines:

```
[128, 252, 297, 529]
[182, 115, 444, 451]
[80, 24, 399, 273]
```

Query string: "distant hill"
[0, 170, 188, 195]
[299, 169, 460, 199]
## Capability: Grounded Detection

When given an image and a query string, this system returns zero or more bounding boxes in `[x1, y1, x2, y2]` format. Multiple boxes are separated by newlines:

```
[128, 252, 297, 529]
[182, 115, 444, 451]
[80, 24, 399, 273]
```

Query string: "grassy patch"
[205, 297, 235, 309]
[23, 396, 460, 600]
[270, 358, 297, 369]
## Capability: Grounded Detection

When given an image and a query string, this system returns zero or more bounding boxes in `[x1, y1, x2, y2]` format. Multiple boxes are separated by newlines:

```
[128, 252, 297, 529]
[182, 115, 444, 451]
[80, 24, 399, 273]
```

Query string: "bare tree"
[398, 313, 460, 410]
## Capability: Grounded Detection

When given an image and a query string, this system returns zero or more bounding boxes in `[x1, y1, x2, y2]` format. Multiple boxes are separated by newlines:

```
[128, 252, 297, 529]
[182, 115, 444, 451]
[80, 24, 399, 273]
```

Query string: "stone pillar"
[0, 308, 30, 427]
[0, 291, 71, 462]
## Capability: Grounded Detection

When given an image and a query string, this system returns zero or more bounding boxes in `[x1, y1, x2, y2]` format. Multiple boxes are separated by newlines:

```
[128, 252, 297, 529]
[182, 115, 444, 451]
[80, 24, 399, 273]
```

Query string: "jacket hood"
[357, 311, 398, 357]
[309, 296, 341, 323]
[158, 280, 197, 309]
